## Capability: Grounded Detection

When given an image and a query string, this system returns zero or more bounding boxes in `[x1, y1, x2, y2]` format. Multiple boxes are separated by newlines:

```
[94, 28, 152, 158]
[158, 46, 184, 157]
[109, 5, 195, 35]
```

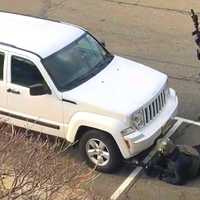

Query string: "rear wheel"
[79, 130, 123, 173]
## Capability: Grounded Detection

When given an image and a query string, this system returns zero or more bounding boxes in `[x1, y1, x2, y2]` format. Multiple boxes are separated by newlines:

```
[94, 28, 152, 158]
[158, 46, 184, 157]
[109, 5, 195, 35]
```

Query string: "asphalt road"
[1, 1, 200, 199]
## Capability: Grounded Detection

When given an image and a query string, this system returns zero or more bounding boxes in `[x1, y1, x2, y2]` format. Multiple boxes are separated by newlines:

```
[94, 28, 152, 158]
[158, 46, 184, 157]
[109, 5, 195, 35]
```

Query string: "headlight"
[131, 109, 145, 130]
[121, 109, 145, 136]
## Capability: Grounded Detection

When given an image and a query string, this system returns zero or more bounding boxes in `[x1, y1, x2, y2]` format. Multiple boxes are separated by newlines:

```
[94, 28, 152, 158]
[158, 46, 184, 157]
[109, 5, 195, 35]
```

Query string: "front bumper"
[123, 88, 178, 158]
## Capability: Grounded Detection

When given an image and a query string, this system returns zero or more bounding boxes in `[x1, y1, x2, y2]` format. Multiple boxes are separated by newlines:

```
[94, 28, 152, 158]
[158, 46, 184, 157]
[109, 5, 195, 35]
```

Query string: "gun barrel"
[191, 9, 199, 35]
[191, 9, 195, 16]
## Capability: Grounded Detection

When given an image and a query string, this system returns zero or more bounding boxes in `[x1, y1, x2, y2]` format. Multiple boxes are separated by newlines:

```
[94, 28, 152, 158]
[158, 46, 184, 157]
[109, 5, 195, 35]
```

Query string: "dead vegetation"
[0, 122, 102, 200]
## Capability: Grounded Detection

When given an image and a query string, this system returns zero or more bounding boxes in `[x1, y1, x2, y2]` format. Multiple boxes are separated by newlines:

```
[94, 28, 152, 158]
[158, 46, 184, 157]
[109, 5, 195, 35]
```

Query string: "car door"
[0, 50, 8, 111]
[6, 53, 64, 138]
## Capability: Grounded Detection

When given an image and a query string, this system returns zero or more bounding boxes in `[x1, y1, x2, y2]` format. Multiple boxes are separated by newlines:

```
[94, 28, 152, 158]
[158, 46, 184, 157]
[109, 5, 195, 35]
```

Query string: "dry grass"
[0, 122, 103, 200]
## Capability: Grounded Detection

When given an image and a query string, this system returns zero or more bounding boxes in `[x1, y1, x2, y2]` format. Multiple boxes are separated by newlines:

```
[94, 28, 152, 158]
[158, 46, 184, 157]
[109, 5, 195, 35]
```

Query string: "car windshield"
[42, 33, 114, 91]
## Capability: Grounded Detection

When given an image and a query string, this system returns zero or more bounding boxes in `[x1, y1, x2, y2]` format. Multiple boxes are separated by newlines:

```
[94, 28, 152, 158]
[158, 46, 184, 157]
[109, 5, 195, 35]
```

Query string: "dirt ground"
[1, 0, 200, 199]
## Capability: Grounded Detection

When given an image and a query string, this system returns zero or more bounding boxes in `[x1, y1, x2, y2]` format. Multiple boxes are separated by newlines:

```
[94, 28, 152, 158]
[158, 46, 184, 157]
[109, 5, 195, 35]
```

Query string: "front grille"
[144, 89, 167, 124]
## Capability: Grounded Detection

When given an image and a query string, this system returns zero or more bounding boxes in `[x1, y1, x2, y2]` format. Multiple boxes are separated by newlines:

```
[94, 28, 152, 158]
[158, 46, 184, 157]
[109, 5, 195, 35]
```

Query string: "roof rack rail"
[0, 42, 42, 59]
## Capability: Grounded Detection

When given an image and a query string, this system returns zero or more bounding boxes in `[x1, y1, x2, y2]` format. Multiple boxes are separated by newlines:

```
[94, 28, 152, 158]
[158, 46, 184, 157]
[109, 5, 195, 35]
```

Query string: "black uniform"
[145, 145, 200, 185]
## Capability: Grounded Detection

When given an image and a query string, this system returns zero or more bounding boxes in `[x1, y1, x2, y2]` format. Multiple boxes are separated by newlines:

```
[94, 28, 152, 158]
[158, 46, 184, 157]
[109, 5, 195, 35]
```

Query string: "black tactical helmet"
[156, 138, 176, 155]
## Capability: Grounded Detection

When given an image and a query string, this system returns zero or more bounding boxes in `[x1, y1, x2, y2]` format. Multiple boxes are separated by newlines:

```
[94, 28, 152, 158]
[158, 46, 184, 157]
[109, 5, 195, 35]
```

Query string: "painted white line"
[175, 116, 200, 127]
[110, 119, 183, 200]
[110, 166, 143, 200]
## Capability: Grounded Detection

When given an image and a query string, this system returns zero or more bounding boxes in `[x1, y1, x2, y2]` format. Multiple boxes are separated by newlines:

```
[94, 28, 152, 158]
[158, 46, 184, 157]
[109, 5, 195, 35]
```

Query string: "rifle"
[190, 9, 200, 60]
[131, 152, 174, 177]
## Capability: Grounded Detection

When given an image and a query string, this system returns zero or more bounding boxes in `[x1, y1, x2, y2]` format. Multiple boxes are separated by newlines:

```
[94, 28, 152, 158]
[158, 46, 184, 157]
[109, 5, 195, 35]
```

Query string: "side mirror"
[100, 39, 106, 47]
[30, 83, 51, 96]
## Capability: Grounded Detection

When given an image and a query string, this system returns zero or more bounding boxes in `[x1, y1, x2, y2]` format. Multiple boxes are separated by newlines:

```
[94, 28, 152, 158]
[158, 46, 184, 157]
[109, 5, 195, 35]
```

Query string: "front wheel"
[79, 130, 123, 173]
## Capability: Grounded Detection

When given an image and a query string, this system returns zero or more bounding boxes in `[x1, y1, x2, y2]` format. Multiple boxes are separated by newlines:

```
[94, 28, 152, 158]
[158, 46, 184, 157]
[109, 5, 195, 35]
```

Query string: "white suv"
[0, 11, 178, 172]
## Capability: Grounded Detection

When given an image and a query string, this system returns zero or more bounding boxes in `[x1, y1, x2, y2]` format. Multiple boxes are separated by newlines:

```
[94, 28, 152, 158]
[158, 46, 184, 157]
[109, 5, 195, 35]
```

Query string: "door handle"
[7, 88, 20, 95]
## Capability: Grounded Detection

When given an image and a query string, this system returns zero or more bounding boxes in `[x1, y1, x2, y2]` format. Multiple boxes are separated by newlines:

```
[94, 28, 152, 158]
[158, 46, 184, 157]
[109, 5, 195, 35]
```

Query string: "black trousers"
[192, 145, 200, 175]
[194, 145, 200, 153]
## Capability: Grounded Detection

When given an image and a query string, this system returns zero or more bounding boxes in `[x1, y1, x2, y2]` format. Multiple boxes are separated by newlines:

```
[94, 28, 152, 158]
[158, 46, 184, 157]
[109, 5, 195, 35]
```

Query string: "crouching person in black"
[144, 138, 200, 185]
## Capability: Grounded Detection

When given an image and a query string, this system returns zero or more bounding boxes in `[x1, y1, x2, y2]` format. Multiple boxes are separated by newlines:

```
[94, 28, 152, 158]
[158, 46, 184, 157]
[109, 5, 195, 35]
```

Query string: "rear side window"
[11, 56, 45, 87]
[0, 53, 5, 80]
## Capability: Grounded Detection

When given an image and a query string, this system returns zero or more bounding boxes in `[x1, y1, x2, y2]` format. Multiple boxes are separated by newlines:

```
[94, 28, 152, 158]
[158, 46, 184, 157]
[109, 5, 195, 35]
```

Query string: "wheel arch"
[66, 112, 130, 158]
[75, 125, 116, 142]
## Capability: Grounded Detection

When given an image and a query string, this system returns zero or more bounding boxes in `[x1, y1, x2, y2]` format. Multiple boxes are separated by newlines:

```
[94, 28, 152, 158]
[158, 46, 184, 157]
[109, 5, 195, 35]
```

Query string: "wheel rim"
[86, 138, 110, 167]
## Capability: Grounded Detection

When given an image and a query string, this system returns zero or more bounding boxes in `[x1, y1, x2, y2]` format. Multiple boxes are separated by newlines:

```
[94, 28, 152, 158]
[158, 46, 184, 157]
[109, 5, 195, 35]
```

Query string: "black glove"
[144, 164, 159, 177]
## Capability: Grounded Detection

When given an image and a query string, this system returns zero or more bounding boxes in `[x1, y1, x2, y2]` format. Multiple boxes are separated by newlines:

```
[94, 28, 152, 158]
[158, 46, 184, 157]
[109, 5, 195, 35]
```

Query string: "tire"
[79, 129, 123, 173]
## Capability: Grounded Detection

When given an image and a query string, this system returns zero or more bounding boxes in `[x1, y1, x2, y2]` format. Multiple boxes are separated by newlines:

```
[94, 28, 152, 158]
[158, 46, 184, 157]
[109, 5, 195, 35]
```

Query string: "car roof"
[0, 11, 85, 58]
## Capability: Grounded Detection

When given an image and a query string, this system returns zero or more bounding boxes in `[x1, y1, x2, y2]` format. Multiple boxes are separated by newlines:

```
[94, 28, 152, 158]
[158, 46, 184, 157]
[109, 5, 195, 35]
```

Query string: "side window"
[11, 56, 45, 87]
[0, 52, 5, 80]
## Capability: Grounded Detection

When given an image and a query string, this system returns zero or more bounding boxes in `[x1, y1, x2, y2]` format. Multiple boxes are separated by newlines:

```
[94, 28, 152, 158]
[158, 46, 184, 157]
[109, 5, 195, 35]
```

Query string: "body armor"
[178, 145, 200, 178]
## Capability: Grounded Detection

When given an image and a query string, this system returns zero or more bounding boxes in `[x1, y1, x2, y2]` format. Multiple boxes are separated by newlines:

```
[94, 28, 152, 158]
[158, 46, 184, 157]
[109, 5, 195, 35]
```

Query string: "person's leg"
[192, 145, 200, 175]
[193, 145, 200, 153]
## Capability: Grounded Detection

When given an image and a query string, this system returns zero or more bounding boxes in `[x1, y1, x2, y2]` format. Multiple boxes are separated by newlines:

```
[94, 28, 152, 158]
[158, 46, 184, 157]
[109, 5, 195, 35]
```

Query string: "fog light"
[121, 127, 136, 136]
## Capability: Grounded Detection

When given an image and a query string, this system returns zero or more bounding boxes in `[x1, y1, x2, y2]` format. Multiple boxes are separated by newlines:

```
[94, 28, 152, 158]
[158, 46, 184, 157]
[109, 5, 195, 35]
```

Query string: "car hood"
[63, 56, 167, 117]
